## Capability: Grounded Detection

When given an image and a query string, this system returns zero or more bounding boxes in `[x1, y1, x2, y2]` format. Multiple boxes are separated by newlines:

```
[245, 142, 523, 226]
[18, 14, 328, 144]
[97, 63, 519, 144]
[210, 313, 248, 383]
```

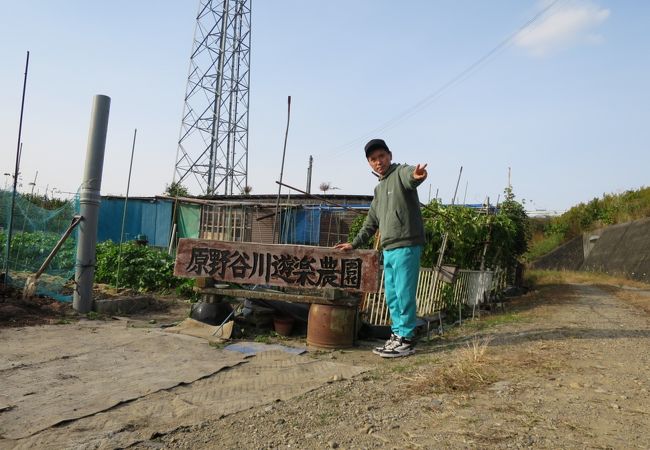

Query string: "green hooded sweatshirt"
[351, 163, 425, 250]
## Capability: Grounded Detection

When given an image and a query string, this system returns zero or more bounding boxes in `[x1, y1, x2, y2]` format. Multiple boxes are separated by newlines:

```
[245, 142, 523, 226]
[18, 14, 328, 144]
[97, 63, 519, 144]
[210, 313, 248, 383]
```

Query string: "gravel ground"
[139, 282, 650, 449]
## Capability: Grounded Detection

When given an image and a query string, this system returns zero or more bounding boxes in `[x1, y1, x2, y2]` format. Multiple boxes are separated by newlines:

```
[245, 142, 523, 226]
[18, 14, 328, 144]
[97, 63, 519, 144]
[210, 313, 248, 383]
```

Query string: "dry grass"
[404, 335, 497, 394]
[528, 270, 650, 316]
[602, 287, 650, 315]
[526, 269, 649, 289]
[496, 341, 568, 375]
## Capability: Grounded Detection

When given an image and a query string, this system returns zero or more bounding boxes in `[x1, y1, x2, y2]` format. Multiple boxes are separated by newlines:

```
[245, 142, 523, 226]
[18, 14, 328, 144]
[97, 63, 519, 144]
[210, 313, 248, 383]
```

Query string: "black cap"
[364, 138, 390, 157]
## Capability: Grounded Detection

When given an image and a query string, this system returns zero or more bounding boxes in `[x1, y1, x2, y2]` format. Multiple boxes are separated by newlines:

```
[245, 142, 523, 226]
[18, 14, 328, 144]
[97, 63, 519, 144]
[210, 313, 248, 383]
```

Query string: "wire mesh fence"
[1, 190, 79, 301]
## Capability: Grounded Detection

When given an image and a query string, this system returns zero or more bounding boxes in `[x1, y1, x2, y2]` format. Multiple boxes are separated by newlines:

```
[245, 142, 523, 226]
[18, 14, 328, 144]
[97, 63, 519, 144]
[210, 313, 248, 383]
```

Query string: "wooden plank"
[195, 287, 359, 307]
[174, 239, 380, 293]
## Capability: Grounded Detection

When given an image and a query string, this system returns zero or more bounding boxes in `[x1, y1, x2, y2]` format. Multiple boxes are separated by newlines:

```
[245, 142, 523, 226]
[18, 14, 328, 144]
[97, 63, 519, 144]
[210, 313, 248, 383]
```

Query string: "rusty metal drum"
[307, 304, 356, 349]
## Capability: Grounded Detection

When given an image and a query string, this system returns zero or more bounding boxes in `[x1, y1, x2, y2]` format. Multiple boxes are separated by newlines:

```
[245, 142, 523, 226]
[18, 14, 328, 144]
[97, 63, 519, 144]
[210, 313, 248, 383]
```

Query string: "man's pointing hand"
[414, 163, 428, 181]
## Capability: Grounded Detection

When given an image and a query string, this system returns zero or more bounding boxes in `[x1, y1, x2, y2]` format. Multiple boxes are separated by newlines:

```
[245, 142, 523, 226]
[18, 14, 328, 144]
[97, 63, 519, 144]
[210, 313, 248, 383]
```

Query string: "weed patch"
[404, 336, 497, 394]
[526, 269, 647, 289]
[55, 318, 73, 325]
[462, 311, 527, 331]
[253, 334, 272, 344]
[253, 332, 284, 344]
[86, 311, 101, 320]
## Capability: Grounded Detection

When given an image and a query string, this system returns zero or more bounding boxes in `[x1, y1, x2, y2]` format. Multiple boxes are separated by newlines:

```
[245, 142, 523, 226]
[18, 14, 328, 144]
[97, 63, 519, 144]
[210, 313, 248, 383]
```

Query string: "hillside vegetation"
[527, 186, 650, 261]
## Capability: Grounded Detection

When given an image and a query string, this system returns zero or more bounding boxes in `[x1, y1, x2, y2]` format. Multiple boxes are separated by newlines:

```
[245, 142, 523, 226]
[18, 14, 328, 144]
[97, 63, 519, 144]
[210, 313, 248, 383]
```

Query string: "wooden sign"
[174, 239, 380, 293]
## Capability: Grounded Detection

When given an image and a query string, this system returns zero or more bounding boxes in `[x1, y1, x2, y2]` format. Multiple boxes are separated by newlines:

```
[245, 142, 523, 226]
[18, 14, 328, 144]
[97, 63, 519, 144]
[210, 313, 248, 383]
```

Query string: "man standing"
[335, 139, 427, 358]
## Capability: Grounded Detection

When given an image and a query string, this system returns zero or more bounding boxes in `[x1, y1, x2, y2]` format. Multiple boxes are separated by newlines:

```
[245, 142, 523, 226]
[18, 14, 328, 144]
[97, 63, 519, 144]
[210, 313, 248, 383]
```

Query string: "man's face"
[367, 149, 392, 176]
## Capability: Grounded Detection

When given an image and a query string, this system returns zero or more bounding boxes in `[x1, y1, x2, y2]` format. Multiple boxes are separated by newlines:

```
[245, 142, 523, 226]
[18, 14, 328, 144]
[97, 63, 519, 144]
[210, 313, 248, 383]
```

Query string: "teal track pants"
[382, 245, 422, 339]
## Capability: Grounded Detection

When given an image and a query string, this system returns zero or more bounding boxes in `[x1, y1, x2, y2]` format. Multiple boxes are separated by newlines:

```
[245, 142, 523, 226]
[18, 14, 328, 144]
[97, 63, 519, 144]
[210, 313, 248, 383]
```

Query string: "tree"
[497, 186, 530, 267]
[319, 182, 339, 195]
[164, 181, 189, 197]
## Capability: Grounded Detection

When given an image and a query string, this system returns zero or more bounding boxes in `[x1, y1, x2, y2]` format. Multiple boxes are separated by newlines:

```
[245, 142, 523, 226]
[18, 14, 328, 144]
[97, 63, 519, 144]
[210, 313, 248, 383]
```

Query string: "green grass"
[55, 318, 73, 325]
[389, 363, 411, 374]
[462, 311, 526, 331]
[317, 411, 335, 424]
[526, 232, 565, 260]
[253, 333, 273, 344]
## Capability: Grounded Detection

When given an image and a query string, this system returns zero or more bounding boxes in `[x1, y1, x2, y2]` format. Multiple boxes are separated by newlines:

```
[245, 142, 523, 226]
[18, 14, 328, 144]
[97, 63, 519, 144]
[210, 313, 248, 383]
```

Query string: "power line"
[323, 0, 565, 158]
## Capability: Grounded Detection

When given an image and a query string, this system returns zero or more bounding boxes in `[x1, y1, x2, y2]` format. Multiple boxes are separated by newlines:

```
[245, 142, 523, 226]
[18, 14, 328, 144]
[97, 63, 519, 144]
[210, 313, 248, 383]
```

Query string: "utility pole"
[73, 95, 111, 313]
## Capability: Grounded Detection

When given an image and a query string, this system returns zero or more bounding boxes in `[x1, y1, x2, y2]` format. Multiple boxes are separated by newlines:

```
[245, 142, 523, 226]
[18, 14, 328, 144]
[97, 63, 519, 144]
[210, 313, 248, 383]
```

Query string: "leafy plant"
[0, 230, 76, 272]
[347, 214, 375, 249]
[95, 241, 195, 296]
[86, 311, 101, 320]
[346, 186, 529, 275]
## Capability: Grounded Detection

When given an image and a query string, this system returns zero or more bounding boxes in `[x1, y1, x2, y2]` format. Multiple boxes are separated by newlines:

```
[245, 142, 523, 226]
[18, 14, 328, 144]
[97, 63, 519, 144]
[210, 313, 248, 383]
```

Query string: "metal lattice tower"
[174, 0, 251, 195]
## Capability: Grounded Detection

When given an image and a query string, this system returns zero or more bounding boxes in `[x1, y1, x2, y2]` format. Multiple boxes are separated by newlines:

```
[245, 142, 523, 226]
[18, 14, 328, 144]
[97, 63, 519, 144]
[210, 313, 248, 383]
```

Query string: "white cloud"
[515, 1, 610, 57]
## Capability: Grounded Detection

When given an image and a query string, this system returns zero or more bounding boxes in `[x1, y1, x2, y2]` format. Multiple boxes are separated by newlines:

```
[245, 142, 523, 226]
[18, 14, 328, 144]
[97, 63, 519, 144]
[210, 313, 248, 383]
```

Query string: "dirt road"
[2, 282, 649, 449]
[154, 283, 650, 449]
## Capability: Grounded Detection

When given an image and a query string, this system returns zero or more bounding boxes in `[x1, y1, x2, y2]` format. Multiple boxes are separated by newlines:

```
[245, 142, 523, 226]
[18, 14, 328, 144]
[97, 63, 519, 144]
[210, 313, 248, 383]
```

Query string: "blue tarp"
[280, 208, 321, 245]
[98, 197, 173, 248]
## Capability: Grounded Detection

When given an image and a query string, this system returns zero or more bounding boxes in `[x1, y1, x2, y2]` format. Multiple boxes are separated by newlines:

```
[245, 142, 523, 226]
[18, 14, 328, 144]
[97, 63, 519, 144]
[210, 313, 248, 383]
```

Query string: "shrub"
[95, 241, 194, 296]
[346, 186, 529, 274]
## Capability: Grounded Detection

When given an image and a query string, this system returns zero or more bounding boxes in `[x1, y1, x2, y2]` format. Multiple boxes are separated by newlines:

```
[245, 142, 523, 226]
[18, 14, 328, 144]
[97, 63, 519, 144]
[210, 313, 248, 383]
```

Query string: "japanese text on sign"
[185, 247, 363, 289]
[174, 239, 380, 292]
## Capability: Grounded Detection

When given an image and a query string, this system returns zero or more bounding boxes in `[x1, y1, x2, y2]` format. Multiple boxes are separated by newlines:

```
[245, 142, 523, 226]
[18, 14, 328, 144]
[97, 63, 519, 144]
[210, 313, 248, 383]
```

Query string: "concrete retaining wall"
[581, 217, 650, 282]
[530, 235, 584, 271]
[531, 217, 650, 283]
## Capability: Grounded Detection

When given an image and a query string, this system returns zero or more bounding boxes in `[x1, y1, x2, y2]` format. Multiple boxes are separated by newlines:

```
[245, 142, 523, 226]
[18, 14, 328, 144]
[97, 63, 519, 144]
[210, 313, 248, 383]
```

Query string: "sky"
[1, 0, 649, 214]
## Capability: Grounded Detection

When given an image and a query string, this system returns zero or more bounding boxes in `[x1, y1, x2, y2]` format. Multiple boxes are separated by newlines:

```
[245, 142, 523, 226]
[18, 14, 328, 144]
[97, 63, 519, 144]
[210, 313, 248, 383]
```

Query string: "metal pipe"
[274, 180, 365, 215]
[244, 0, 253, 191]
[34, 216, 82, 279]
[451, 166, 463, 205]
[3, 51, 29, 286]
[306, 155, 313, 194]
[73, 95, 111, 313]
[207, 0, 230, 194]
[272, 95, 291, 244]
[226, 0, 245, 195]
[116, 128, 137, 290]
[479, 197, 492, 271]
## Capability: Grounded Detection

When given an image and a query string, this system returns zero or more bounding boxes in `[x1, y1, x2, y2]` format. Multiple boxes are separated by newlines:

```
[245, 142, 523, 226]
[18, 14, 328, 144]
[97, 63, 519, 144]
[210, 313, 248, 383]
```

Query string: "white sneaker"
[372, 333, 398, 355]
[379, 336, 416, 358]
